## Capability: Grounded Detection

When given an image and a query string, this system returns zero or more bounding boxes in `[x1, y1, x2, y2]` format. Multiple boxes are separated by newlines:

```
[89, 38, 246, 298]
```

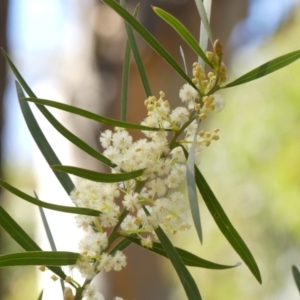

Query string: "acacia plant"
[1, 1, 300, 299]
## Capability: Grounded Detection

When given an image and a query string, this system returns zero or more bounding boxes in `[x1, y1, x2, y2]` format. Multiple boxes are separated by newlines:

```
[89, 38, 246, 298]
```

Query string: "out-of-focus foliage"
[168, 5, 300, 300]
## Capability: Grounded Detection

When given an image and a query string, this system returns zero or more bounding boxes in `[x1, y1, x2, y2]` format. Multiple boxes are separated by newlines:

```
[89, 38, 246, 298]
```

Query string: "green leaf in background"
[194, 166, 262, 284]
[121, 39, 131, 122]
[186, 123, 203, 244]
[15, 83, 75, 195]
[0, 206, 69, 281]
[37, 199, 66, 294]
[223, 50, 300, 88]
[152, 6, 213, 69]
[126, 236, 240, 270]
[0, 179, 100, 216]
[120, 1, 152, 97]
[154, 225, 202, 300]
[52, 165, 144, 182]
[292, 265, 300, 293]
[194, 0, 213, 45]
[102, 0, 196, 88]
[0, 251, 79, 268]
[23, 98, 166, 132]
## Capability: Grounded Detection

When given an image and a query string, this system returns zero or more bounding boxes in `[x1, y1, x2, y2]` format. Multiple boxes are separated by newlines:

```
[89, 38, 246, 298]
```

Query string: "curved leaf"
[194, 166, 262, 283]
[126, 236, 240, 270]
[0, 206, 68, 281]
[0, 251, 79, 267]
[0, 179, 100, 216]
[23, 98, 166, 132]
[16, 83, 75, 195]
[154, 225, 202, 300]
[223, 50, 300, 88]
[102, 0, 195, 87]
[52, 165, 144, 182]
[30, 102, 115, 168]
[292, 265, 300, 293]
[152, 6, 212, 68]
[3, 50, 75, 194]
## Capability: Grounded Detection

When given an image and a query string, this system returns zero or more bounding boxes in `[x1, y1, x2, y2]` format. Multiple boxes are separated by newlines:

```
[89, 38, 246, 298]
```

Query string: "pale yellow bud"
[213, 39, 223, 57]
[63, 287, 75, 300]
[51, 275, 58, 281]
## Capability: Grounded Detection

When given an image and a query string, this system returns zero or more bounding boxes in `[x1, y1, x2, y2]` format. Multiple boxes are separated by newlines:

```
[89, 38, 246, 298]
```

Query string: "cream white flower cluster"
[68, 55, 227, 298]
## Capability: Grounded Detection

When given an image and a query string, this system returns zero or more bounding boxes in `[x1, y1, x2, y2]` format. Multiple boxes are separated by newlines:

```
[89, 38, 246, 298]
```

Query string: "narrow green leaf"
[0, 251, 79, 267]
[121, 39, 131, 121]
[121, 1, 152, 97]
[0, 205, 41, 251]
[0, 206, 68, 281]
[15, 83, 75, 195]
[0, 178, 100, 216]
[154, 225, 202, 300]
[37, 290, 43, 300]
[52, 165, 144, 182]
[37, 198, 66, 294]
[109, 238, 132, 255]
[102, 0, 195, 87]
[292, 265, 300, 293]
[194, 0, 213, 44]
[194, 166, 262, 283]
[38, 205, 57, 251]
[186, 122, 202, 244]
[23, 98, 166, 132]
[223, 50, 300, 88]
[195, 0, 212, 68]
[126, 236, 240, 270]
[31, 102, 115, 168]
[152, 6, 212, 68]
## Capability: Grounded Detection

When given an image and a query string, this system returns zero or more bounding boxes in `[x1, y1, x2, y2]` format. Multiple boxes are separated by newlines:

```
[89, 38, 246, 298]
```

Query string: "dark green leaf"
[52, 165, 144, 182]
[31, 102, 115, 168]
[37, 290, 43, 300]
[194, 166, 262, 283]
[15, 83, 75, 195]
[0, 206, 68, 281]
[102, 0, 195, 87]
[292, 265, 300, 293]
[223, 50, 300, 88]
[126, 236, 240, 269]
[152, 6, 212, 68]
[23, 98, 166, 132]
[154, 225, 202, 300]
[0, 179, 100, 216]
[0, 251, 79, 267]
[109, 238, 132, 255]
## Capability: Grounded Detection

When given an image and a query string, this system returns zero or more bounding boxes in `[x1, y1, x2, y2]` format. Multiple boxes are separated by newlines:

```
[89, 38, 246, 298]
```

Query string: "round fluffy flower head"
[83, 284, 105, 300]
[179, 83, 199, 104]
